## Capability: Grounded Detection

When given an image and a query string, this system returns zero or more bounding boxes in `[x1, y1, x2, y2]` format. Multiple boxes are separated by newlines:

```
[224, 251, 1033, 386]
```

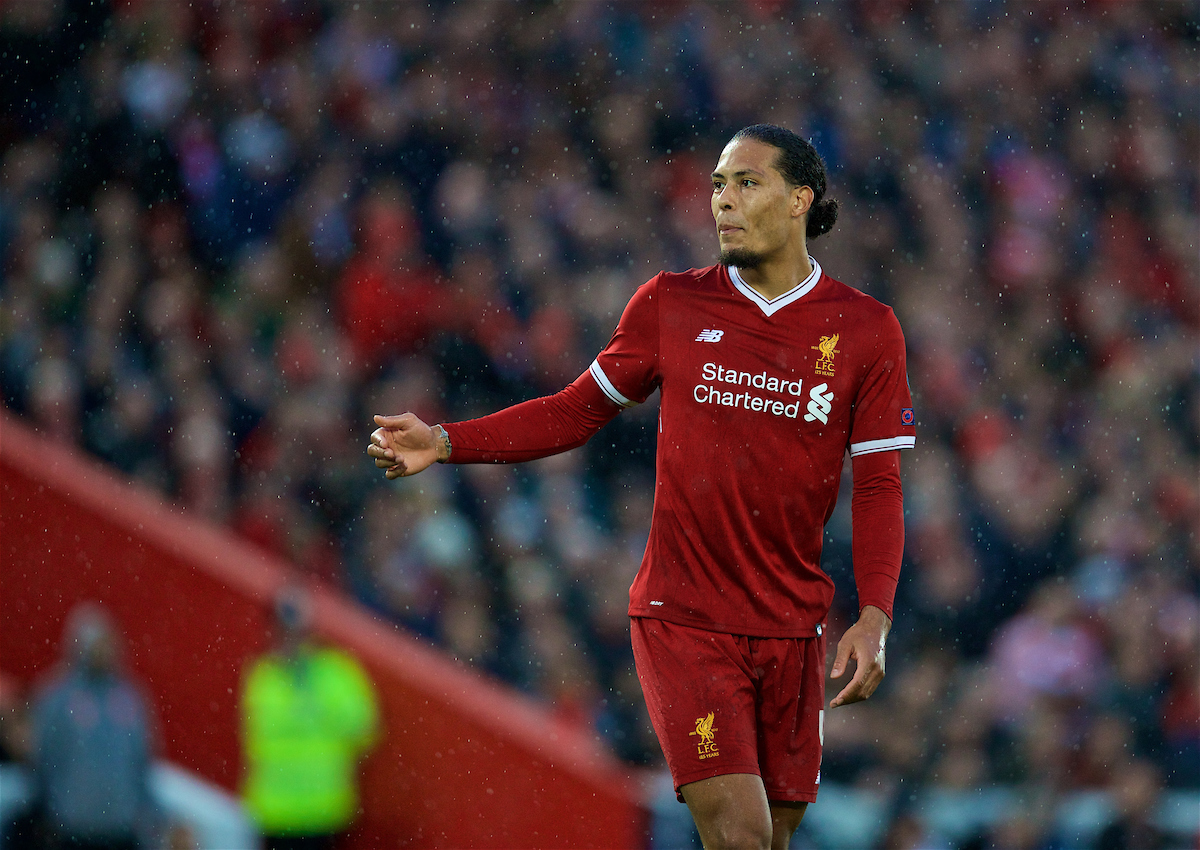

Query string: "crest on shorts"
[690, 712, 720, 759]
[812, 334, 840, 377]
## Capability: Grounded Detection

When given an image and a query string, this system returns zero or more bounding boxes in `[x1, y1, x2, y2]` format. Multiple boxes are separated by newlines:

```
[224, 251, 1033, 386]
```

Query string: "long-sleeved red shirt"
[445, 262, 913, 636]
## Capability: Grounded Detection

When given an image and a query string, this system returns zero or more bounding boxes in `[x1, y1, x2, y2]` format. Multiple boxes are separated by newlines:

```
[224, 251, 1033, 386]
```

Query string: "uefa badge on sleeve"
[901, 408, 914, 426]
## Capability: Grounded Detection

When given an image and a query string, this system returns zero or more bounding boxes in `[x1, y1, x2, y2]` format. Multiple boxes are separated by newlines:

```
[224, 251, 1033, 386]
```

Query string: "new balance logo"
[804, 383, 834, 424]
[695, 329, 724, 343]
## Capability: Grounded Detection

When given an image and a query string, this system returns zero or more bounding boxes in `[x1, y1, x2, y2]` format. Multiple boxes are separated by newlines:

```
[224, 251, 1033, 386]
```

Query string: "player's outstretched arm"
[368, 413, 446, 479]
[828, 604, 891, 708]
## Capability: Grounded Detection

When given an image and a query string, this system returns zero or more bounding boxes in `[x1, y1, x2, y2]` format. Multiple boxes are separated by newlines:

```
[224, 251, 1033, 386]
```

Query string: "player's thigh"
[754, 633, 825, 804]
[680, 772, 772, 850]
[631, 618, 761, 794]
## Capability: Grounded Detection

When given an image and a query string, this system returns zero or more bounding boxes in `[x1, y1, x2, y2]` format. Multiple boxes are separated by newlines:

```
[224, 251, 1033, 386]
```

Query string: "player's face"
[711, 138, 803, 267]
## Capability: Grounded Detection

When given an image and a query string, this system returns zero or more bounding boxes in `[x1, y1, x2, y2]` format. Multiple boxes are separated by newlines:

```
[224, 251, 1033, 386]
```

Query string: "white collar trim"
[729, 258, 822, 317]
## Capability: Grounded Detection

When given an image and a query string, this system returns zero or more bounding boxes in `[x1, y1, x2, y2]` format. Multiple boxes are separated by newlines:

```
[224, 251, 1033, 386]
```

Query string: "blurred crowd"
[1, 0, 1196, 847]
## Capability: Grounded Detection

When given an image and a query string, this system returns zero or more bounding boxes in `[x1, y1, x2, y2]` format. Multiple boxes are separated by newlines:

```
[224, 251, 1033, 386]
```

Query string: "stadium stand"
[0, 412, 646, 848]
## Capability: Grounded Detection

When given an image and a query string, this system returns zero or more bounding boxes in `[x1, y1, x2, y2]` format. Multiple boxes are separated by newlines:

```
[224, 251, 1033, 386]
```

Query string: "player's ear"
[792, 185, 814, 219]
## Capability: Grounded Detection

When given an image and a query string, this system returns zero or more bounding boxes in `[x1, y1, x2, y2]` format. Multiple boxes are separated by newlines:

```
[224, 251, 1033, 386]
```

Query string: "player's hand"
[367, 413, 440, 479]
[829, 605, 891, 708]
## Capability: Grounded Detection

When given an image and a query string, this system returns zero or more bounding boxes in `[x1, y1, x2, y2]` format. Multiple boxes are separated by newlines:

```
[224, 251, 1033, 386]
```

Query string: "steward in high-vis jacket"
[241, 588, 379, 849]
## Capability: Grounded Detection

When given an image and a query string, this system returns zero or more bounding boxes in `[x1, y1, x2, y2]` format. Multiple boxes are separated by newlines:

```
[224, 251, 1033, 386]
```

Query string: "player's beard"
[718, 247, 765, 269]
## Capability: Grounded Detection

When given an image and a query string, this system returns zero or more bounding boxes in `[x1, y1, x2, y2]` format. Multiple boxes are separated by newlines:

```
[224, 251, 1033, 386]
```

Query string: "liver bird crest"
[690, 712, 717, 745]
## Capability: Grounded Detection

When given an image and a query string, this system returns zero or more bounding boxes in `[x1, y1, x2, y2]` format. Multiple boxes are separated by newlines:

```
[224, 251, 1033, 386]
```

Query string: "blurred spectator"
[1092, 758, 1170, 850]
[30, 603, 160, 850]
[335, 185, 446, 371]
[986, 582, 1107, 730]
[0, 673, 31, 766]
[240, 586, 379, 850]
[0, 674, 40, 850]
[977, 810, 1061, 850]
[875, 812, 952, 850]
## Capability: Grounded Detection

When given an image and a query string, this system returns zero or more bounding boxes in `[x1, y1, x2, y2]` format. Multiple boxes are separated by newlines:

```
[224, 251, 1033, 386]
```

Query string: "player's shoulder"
[815, 272, 907, 350]
[652, 264, 728, 293]
[818, 272, 895, 318]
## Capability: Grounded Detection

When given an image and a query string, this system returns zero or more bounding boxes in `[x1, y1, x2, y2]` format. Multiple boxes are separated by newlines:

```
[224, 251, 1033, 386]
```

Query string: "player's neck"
[737, 245, 814, 301]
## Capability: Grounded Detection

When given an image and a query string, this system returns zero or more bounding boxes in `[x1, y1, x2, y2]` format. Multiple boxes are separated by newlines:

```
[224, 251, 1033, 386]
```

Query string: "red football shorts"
[631, 617, 825, 803]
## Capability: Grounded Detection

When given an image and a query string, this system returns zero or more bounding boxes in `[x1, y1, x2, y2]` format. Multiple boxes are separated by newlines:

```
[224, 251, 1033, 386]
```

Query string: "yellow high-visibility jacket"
[241, 646, 379, 836]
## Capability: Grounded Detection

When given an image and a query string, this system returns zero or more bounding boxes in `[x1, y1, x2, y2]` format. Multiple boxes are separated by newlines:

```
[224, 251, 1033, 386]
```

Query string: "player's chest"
[659, 296, 861, 426]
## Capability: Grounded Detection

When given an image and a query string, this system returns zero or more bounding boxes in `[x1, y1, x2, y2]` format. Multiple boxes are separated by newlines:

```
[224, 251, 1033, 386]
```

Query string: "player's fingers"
[830, 639, 854, 679]
[366, 444, 394, 461]
[838, 653, 887, 707]
[857, 659, 885, 699]
[829, 680, 857, 708]
[374, 413, 413, 429]
[830, 665, 868, 708]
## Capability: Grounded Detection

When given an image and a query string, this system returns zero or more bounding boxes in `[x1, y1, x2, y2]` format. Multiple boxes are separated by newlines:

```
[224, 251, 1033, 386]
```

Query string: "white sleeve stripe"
[589, 360, 638, 408]
[849, 436, 916, 456]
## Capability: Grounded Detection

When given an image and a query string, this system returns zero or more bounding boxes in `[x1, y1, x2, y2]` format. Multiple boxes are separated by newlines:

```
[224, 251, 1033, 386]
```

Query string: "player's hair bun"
[807, 197, 839, 239]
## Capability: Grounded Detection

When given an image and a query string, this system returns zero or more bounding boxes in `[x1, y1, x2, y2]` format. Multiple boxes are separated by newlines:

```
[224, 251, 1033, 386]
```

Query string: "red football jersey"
[590, 260, 915, 637]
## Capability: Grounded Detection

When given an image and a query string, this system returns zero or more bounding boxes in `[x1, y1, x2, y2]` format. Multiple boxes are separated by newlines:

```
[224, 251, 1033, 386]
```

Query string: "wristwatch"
[432, 424, 452, 463]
